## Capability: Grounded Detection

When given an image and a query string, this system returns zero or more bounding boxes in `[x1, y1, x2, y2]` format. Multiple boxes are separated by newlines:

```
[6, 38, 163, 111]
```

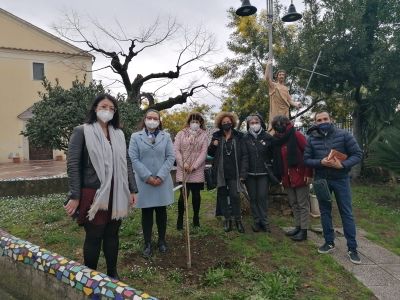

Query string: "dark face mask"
[222, 123, 232, 131]
[318, 122, 333, 133]
[274, 125, 286, 133]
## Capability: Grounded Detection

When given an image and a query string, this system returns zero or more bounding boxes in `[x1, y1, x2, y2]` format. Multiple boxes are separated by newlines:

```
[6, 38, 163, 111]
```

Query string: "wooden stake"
[182, 181, 191, 268]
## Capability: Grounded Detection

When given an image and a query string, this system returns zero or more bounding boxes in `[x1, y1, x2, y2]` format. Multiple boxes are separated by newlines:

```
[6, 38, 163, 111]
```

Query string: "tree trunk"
[351, 87, 363, 179]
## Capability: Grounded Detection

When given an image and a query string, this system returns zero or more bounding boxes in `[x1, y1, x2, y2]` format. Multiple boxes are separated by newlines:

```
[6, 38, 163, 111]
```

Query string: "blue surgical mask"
[318, 123, 333, 133]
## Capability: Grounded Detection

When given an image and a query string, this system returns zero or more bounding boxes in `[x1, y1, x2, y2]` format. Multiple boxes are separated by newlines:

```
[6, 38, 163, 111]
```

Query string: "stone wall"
[0, 176, 68, 197]
[0, 229, 157, 299]
[0, 169, 178, 197]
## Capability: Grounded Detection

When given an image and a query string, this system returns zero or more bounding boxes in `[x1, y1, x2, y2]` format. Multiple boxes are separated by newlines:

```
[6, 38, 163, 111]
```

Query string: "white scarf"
[83, 122, 130, 221]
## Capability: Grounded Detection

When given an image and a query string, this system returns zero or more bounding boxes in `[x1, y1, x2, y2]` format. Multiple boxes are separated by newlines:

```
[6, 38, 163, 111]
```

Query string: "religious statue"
[265, 59, 301, 131]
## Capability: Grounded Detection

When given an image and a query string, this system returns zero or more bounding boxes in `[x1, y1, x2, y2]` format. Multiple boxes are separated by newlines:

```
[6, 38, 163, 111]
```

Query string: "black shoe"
[291, 229, 307, 241]
[318, 242, 335, 254]
[251, 223, 261, 232]
[285, 226, 300, 237]
[260, 223, 271, 233]
[107, 271, 120, 281]
[158, 240, 168, 253]
[348, 250, 361, 264]
[177, 216, 183, 231]
[142, 242, 152, 258]
[193, 216, 200, 227]
[235, 220, 245, 233]
[223, 220, 232, 232]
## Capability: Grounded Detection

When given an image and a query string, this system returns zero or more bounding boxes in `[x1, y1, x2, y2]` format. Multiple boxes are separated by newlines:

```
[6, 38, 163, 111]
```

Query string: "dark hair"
[314, 111, 331, 121]
[86, 94, 120, 128]
[271, 115, 290, 128]
[140, 109, 163, 130]
[186, 112, 205, 130]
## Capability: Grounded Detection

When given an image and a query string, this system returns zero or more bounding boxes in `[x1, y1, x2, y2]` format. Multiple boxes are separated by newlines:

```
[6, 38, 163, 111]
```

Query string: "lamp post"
[236, 0, 302, 77]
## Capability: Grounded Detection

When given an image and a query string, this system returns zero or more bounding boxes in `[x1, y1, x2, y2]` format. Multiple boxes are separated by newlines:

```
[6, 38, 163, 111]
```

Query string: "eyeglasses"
[97, 105, 117, 112]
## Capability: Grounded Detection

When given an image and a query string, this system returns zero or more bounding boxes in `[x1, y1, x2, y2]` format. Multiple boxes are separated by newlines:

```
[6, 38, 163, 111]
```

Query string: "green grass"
[0, 190, 380, 299]
[351, 184, 400, 255]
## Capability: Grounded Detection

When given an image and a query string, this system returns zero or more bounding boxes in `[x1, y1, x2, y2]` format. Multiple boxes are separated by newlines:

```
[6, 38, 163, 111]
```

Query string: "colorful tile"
[83, 287, 93, 296]
[0, 229, 158, 300]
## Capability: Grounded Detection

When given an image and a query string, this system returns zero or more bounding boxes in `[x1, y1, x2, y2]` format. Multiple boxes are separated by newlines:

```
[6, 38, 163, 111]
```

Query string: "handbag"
[204, 166, 217, 190]
[313, 179, 332, 202]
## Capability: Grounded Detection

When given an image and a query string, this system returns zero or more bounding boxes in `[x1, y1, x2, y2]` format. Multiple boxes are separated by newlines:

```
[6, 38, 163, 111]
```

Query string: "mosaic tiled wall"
[0, 229, 157, 299]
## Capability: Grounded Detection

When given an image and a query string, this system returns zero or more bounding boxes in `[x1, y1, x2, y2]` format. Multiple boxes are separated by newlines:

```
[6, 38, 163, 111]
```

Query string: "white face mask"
[96, 110, 114, 123]
[250, 124, 261, 132]
[190, 122, 200, 131]
[145, 119, 160, 129]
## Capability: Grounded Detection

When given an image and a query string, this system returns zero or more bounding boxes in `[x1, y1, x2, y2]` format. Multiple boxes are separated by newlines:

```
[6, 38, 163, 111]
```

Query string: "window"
[33, 63, 45, 80]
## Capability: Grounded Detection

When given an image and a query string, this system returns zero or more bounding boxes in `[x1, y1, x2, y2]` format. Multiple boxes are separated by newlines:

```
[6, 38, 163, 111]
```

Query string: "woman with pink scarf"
[174, 112, 209, 230]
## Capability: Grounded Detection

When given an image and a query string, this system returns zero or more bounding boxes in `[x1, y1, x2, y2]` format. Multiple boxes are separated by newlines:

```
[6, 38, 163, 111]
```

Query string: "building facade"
[0, 8, 92, 163]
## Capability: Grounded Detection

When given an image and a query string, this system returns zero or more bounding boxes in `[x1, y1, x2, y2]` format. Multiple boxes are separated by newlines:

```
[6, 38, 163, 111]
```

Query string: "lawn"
[0, 185, 391, 300]
[351, 183, 400, 255]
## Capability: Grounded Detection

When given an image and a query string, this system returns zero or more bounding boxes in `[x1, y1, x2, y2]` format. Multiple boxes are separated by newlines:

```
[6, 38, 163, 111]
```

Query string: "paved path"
[0, 161, 66, 180]
[307, 227, 400, 300]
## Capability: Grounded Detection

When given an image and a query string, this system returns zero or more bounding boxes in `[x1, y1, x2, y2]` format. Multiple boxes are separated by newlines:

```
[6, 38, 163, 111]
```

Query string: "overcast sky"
[2, 0, 304, 111]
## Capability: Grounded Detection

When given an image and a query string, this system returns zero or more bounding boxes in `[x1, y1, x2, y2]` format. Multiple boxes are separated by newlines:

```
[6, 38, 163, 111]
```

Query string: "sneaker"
[348, 250, 361, 264]
[318, 242, 335, 254]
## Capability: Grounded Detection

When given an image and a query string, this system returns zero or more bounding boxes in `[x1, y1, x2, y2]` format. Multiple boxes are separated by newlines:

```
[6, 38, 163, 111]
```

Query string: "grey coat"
[128, 129, 175, 208]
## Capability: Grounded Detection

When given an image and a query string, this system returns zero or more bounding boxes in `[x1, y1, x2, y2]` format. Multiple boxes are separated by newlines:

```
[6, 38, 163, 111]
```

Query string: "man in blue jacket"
[304, 111, 363, 264]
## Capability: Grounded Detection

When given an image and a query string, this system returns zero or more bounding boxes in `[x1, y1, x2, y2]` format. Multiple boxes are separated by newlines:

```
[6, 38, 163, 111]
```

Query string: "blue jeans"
[317, 177, 357, 251]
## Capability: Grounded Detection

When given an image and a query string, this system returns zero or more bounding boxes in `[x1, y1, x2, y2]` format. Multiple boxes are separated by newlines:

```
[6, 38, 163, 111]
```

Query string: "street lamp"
[236, 0, 302, 76]
[236, 0, 257, 16]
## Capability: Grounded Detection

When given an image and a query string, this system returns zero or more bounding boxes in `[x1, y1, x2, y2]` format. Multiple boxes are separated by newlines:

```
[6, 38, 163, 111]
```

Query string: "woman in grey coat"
[129, 109, 175, 258]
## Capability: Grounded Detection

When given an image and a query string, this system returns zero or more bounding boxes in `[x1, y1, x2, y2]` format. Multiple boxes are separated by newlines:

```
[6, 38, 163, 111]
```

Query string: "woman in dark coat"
[65, 94, 138, 279]
[208, 111, 248, 233]
[243, 113, 274, 232]
[271, 115, 313, 241]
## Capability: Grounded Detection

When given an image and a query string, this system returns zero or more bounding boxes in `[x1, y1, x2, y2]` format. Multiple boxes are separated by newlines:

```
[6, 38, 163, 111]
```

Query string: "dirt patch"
[120, 234, 234, 285]
[374, 195, 400, 210]
[120, 222, 284, 286]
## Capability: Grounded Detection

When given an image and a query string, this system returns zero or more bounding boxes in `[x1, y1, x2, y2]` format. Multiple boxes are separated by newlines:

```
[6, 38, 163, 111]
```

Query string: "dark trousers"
[246, 175, 269, 226]
[142, 206, 167, 244]
[83, 220, 121, 276]
[217, 179, 241, 220]
[177, 183, 201, 225]
[318, 177, 357, 251]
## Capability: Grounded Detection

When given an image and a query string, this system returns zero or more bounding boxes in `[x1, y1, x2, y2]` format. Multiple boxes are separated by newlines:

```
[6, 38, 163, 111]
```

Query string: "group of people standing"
[65, 76, 362, 278]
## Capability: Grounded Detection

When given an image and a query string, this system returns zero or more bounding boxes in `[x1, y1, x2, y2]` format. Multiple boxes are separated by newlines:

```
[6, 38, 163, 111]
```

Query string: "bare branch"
[150, 85, 206, 111]
[289, 97, 325, 120]
[154, 79, 174, 95]
[176, 26, 216, 69]
[134, 18, 179, 55]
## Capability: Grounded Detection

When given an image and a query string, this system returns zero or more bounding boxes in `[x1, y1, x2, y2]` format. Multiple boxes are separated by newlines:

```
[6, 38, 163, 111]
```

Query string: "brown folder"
[327, 149, 347, 161]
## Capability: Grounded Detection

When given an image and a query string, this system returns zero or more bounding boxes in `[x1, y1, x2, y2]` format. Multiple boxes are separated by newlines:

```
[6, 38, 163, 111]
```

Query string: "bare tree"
[54, 12, 216, 110]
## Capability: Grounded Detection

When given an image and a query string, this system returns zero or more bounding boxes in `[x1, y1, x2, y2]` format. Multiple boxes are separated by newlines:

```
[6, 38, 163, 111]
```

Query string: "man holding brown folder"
[304, 111, 363, 264]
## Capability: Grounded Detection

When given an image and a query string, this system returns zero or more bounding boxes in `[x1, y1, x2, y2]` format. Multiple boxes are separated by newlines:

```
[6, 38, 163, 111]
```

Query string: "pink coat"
[174, 128, 208, 183]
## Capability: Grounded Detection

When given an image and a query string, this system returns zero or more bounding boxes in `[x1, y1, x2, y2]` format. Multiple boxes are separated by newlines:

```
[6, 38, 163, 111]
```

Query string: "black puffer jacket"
[243, 131, 274, 175]
[304, 125, 362, 179]
[67, 125, 138, 200]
